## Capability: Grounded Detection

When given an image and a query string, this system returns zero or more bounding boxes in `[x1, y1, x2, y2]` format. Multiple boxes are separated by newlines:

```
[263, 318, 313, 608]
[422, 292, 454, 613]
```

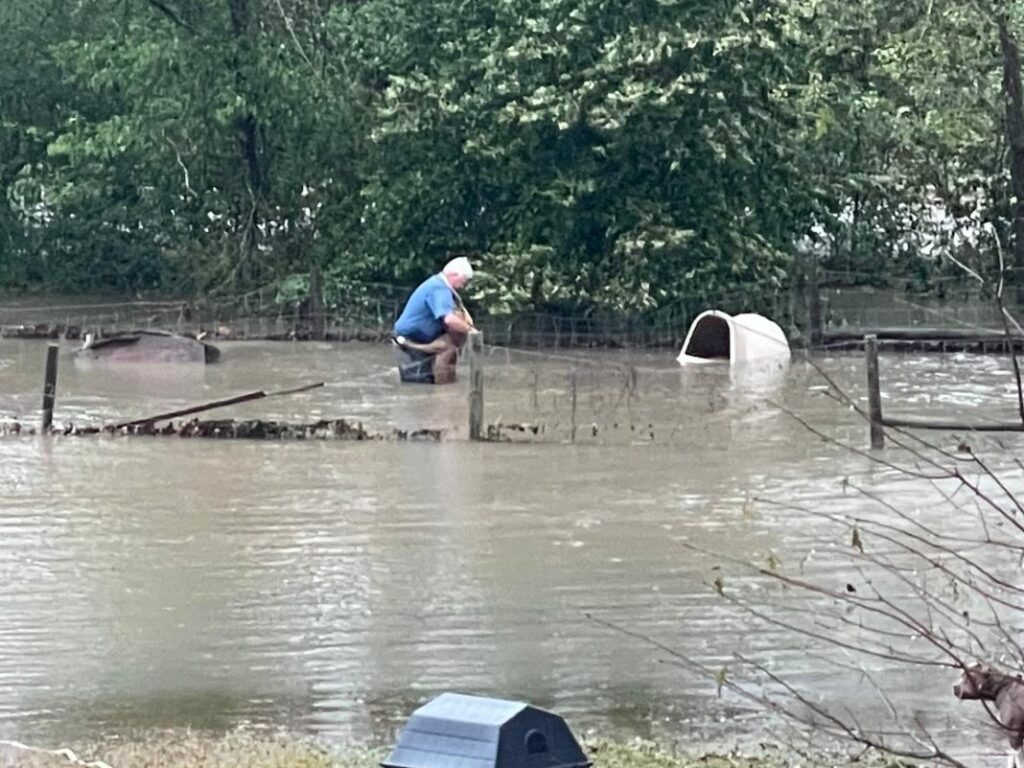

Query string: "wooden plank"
[882, 417, 1024, 432]
[112, 382, 324, 429]
[826, 327, 1024, 342]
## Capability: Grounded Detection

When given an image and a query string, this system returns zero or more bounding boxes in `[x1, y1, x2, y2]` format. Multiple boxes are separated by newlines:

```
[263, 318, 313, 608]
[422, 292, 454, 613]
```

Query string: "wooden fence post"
[808, 278, 824, 348]
[309, 266, 326, 341]
[468, 331, 484, 440]
[570, 369, 578, 443]
[865, 334, 884, 449]
[41, 343, 59, 431]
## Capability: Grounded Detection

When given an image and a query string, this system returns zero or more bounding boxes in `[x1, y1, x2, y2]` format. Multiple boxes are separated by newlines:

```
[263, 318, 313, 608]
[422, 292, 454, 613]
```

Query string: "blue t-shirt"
[394, 274, 456, 343]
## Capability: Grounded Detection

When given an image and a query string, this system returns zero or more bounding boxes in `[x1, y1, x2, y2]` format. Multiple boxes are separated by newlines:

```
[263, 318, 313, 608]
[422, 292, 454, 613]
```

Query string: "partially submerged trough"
[75, 329, 221, 364]
[677, 310, 790, 366]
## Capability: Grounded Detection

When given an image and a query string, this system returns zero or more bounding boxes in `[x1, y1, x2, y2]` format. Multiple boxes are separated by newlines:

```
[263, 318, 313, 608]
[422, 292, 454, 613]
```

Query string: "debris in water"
[0, 418, 446, 442]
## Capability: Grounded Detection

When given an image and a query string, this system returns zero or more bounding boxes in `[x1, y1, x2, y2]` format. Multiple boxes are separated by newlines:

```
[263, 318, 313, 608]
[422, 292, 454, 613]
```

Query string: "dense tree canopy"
[1, 0, 1023, 316]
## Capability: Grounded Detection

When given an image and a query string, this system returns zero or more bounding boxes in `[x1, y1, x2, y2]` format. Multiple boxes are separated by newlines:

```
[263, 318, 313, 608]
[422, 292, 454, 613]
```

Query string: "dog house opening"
[525, 730, 548, 754]
[683, 315, 731, 360]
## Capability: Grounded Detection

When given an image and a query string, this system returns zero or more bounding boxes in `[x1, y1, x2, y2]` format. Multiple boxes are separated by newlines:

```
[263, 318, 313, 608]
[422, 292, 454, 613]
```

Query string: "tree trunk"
[228, 0, 266, 285]
[309, 265, 326, 340]
[998, 13, 1024, 304]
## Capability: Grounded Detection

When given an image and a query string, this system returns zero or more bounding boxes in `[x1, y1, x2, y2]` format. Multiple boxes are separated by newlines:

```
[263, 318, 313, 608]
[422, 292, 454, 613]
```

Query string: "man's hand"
[443, 311, 474, 335]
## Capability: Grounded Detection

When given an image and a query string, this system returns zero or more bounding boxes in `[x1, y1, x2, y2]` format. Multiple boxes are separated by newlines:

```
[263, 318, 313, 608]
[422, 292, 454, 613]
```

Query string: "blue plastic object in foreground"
[382, 692, 592, 768]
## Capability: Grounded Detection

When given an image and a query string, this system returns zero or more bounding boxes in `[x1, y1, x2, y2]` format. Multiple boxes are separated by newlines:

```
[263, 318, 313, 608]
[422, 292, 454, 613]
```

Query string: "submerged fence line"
[9, 280, 1021, 350]
[1, 277, 802, 349]
[6, 269, 1024, 350]
[861, 332, 1024, 450]
[21, 321, 1021, 447]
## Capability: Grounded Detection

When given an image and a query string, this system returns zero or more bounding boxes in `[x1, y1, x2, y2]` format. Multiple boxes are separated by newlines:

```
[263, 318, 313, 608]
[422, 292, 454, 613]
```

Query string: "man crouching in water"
[392, 256, 476, 384]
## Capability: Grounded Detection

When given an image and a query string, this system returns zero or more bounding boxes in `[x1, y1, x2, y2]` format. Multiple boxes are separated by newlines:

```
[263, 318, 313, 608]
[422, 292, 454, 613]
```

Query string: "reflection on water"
[0, 338, 1022, 755]
[69, 359, 209, 399]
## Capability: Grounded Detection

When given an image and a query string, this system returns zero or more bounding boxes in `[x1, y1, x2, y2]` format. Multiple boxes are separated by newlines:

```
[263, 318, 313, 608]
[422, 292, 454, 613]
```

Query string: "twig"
[164, 133, 196, 199]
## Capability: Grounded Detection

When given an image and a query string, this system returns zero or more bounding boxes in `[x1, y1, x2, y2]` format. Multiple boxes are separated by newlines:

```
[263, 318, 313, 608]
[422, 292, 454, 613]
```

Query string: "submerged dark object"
[18, 418, 442, 441]
[75, 330, 221, 364]
[394, 343, 436, 384]
[382, 692, 591, 768]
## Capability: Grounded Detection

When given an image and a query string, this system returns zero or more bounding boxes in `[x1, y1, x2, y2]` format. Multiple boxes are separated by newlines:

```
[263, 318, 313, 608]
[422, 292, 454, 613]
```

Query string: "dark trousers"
[393, 332, 464, 384]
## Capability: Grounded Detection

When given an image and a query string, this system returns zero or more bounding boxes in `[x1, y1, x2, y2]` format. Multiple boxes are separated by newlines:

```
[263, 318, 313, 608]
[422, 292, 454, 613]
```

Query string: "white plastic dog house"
[677, 310, 790, 366]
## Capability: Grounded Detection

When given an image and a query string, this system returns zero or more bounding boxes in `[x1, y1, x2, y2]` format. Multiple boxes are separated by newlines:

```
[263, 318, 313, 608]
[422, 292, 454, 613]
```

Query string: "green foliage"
[791, 0, 1006, 283]
[344, 0, 810, 311]
[2, 0, 1023, 318]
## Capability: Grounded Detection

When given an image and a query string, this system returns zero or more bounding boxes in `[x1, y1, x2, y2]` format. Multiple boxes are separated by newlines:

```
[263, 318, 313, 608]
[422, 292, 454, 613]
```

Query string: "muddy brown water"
[1, 337, 1023, 758]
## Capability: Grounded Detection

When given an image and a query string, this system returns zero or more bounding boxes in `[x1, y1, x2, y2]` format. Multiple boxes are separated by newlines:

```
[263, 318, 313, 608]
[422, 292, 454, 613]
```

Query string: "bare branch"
[164, 133, 196, 199]
[142, 0, 195, 32]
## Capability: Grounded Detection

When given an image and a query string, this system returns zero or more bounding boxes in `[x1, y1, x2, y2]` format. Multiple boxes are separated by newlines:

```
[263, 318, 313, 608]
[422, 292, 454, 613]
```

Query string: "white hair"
[442, 256, 473, 279]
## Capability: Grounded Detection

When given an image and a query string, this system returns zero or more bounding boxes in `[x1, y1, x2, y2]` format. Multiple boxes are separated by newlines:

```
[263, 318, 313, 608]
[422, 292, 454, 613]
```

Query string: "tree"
[13, 0, 366, 294]
[0, 0, 85, 287]
[345, 0, 813, 312]
[6, 0, 1024, 322]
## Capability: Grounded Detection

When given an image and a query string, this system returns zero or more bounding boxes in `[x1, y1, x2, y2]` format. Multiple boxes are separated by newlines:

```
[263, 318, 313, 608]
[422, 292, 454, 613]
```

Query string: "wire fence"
[0, 280, 799, 349]
[461, 343, 888, 447]
[4, 280, 1024, 446]
[824, 288, 1022, 330]
[1, 276, 1022, 350]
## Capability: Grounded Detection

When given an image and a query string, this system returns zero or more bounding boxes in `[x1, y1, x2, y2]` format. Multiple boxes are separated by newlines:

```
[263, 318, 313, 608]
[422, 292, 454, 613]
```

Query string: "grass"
[0, 730, 919, 768]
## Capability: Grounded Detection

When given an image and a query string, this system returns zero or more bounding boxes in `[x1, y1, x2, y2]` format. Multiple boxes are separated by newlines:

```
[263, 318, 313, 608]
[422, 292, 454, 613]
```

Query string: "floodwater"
[1, 337, 1023, 758]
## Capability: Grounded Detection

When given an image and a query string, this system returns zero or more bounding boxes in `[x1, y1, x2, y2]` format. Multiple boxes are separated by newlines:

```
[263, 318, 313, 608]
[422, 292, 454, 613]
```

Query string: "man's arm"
[443, 311, 475, 334]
